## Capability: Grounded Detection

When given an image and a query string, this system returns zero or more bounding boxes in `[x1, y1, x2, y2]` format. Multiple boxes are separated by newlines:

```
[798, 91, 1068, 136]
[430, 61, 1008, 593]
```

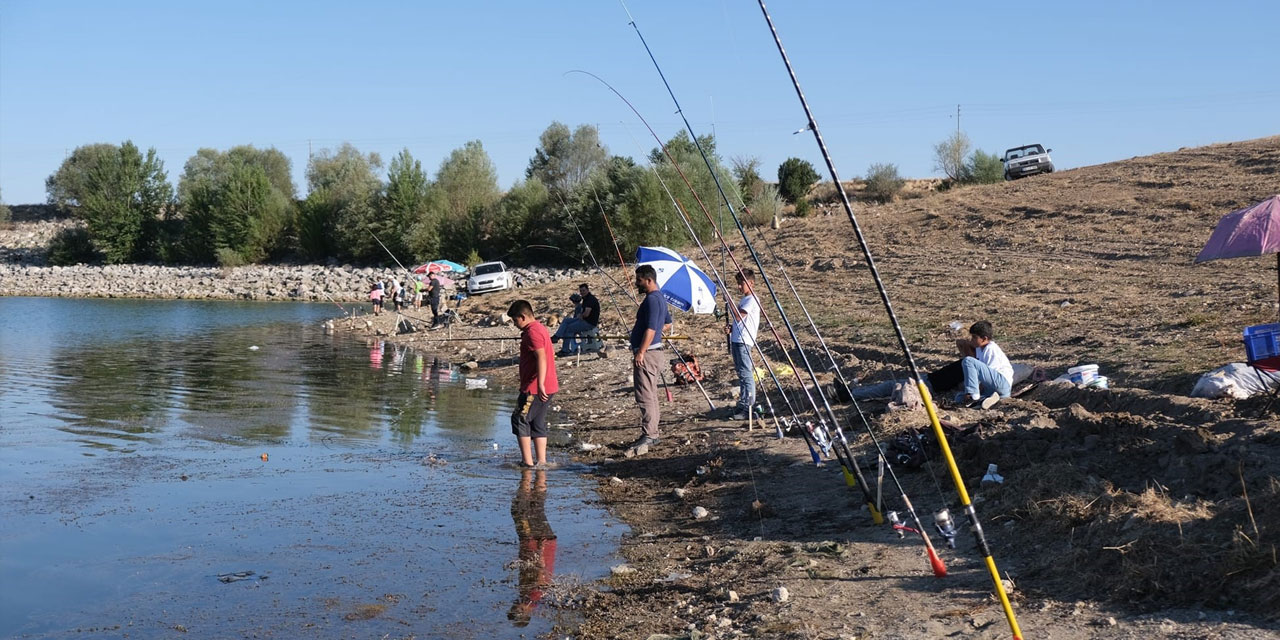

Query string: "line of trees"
[44, 123, 761, 268]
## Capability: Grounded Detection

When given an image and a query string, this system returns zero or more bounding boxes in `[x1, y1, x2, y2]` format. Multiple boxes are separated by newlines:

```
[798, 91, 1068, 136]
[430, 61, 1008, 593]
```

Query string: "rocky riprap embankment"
[1, 217, 591, 301]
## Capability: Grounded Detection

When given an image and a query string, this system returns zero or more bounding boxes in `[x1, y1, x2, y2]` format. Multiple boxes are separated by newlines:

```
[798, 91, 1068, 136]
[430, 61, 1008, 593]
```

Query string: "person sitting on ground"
[954, 320, 1013, 409]
[507, 299, 559, 468]
[552, 283, 601, 356]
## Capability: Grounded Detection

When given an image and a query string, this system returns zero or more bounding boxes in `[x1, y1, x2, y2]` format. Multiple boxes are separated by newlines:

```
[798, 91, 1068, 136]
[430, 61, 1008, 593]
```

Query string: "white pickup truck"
[1002, 144, 1055, 180]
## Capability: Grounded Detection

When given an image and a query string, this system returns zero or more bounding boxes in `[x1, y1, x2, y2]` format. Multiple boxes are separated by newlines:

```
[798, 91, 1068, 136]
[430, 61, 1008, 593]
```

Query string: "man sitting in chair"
[551, 283, 601, 356]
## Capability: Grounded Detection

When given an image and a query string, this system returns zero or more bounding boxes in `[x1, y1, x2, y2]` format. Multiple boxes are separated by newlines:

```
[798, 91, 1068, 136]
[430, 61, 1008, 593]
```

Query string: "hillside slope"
[755, 135, 1280, 391]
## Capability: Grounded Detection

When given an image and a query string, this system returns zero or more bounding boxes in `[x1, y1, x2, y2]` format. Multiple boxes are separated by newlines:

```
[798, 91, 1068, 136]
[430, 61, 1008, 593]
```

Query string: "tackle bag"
[671, 354, 704, 385]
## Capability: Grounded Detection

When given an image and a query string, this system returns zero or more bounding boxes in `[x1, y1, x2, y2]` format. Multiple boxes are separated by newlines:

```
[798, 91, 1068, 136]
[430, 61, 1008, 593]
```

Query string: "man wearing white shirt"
[956, 320, 1013, 409]
[725, 270, 761, 421]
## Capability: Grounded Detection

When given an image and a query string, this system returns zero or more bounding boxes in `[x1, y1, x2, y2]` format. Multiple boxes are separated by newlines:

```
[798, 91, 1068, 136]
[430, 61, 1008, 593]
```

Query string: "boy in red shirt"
[507, 300, 559, 468]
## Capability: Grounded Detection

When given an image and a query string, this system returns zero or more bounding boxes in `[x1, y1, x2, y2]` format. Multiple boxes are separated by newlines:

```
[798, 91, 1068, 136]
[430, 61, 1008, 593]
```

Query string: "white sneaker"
[980, 392, 1001, 410]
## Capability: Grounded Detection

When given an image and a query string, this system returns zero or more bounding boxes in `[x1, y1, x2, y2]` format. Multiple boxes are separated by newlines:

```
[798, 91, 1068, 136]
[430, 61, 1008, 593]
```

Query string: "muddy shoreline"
[342, 273, 1279, 639]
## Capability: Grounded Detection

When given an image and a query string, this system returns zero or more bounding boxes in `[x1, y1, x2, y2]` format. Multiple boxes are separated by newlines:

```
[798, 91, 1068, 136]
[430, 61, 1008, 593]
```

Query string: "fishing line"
[621, 119, 806, 443]
[572, 68, 876, 517]
[573, 64, 871, 497]
[616, 3, 952, 567]
[754, 0, 1021, 633]
[566, 189, 713, 409]
[754, 225, 948, 502]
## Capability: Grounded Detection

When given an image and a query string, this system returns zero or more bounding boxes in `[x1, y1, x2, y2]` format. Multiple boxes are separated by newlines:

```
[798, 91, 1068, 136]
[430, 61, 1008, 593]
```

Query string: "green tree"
[478, 178, 548, 263]
[45, 143, 119, 210]
[777, 157, 819, 204]
[178, 145, 295, 263]
[933, 131, 972, 182]
[385, 149, 435, 262]
[74, 141, 173, 263]
[732, 156, 764, 206]
[0, 188, 9, 224]
[303, 143, 383, 262]
[864, 162, 905, 203]
[526, 122, 608, 198]
[964, 149, 1005, 184]
[432, 140, 499, 261]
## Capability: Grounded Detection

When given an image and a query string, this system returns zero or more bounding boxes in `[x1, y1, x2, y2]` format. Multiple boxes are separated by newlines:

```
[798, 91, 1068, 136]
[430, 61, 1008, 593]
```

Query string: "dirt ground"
[351, 136, 1280, 639]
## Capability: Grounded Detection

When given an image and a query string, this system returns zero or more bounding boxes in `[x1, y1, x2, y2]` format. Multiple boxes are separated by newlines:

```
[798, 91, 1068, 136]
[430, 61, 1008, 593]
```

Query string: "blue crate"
[1243, 323, 1280, 362]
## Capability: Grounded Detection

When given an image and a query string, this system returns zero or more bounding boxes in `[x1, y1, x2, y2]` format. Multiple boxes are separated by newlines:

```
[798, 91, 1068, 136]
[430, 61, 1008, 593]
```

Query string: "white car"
[466, 261, 512, 294]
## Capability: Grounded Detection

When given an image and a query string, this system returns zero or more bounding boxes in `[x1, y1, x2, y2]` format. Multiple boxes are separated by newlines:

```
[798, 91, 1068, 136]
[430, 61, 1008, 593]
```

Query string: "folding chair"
[1243, 323, 1280, 415]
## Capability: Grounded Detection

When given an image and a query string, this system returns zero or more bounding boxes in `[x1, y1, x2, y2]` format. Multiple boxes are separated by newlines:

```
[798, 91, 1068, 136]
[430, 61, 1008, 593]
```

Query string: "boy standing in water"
[508, 300, 559, 468]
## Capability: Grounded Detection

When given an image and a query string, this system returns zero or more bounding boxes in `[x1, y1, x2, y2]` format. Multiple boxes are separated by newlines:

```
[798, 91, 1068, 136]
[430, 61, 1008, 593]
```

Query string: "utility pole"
[308, 139, 313, 161]
[956, 104, 961, 135]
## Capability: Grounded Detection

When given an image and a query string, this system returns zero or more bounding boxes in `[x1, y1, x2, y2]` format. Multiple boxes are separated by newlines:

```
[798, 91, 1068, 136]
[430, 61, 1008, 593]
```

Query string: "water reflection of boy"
[508, 468, 557, 627]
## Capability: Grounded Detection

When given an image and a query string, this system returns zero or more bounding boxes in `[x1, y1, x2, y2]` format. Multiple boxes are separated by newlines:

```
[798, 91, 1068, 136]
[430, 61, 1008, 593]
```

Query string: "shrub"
[215, 246, 246, 268]
[777, 157, 819, 204]
[933, 131, 971, 182]
[793, 199, 812, 217]
[742, 183, 784, 227]
[47, 227, 98, 265]
[465, 248, 482, 268]
[965, 149, 1005, 184]
[864, 163, 905, 203]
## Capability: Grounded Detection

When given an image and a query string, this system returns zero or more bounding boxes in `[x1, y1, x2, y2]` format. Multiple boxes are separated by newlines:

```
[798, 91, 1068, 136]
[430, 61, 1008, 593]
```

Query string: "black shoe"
[631, 435, 659, 448]
[727, 411, 749, 421]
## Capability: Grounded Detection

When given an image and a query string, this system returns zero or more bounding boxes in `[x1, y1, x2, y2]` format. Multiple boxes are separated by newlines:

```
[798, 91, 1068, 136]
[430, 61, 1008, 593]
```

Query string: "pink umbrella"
[1196, 195, 1280, 315]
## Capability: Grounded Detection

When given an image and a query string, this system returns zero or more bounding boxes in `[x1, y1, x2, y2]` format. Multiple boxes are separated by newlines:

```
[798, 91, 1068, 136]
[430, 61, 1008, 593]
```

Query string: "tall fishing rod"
[616, 5, 952, 568]
[622, 122, 804, 444]
[754, 1, 1020, 634]
[573, 69, 878, 521]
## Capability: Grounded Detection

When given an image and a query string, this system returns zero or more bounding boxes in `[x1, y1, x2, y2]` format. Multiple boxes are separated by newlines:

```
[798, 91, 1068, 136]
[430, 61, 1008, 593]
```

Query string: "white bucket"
[1067, 364, 1099, 386]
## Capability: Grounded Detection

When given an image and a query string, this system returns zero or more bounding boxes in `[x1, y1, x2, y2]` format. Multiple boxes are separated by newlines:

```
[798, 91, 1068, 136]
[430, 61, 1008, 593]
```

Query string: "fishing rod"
[590, 183, 630, 275]
[620, 121, 811, 445]
[617, 3, 952, 567]
[552, 194, 635, 328]
[405, 334, 692, 343]
[754, 0, 1019, 633]
[753, 226, 950, 501]
[575, 69, 876, 520]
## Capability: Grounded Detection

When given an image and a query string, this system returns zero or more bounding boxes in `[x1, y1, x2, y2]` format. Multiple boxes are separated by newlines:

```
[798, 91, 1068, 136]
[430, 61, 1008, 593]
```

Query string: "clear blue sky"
[2, 0, 1277, 205]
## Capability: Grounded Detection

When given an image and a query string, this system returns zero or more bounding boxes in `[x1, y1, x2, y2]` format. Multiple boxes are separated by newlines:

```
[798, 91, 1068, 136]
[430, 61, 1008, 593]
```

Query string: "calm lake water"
[0, 297, 620, 639]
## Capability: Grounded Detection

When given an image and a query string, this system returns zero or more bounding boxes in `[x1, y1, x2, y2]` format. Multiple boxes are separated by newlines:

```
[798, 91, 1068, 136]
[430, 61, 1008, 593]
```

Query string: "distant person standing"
[508, 300, 559, 468]
[427, 272, 443, 326]
[628, 265, 668, 452]
[725, 270, 760, 421]
[413, 276, 425, 310]
[369, 282, 384, 315]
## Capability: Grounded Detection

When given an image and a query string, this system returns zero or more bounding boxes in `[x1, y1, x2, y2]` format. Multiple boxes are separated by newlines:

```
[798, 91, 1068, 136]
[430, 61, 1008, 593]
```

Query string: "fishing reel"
[808, 421, 833, 456]
[933, 508, 958, 549]
[886, 511, 906, 539]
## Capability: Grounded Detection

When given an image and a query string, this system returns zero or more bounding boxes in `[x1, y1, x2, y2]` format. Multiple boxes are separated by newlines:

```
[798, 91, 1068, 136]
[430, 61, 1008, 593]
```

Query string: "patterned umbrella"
[636, 246, 717, 314]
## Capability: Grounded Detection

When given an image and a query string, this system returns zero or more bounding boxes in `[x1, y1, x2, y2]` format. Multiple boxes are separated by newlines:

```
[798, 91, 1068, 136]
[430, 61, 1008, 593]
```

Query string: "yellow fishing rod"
[755, 1, 1023, 636]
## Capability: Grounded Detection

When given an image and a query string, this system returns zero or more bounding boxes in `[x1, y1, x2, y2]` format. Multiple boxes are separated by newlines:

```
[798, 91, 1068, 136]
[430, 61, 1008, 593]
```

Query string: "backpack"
[671, 355, 704, 385]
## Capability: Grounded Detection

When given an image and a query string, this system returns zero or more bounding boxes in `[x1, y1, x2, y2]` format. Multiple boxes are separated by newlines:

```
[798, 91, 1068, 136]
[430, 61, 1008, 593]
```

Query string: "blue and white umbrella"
[636, 246, 717, 314]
